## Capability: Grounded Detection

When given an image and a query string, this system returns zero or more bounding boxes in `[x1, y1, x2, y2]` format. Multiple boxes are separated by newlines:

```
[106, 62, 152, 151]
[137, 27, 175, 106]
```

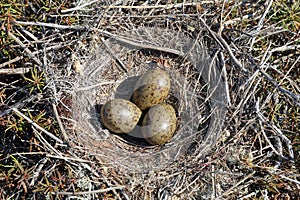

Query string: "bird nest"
[61, 27, 227, 173]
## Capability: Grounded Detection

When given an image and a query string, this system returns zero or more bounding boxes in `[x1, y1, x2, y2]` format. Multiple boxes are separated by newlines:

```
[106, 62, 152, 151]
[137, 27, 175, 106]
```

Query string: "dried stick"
[199, 18, 248, 73]
[12, 107, 63, 144]
[52, 103, 73, 147]
[61, 0, 98, 13]
[0, 94, 41, 117]
[260, 69, 300, 106]
[0, 56, 24, 68]
[102, 2, 215, 9]
[53, 186, 125, 196]
[15, 20, 86, 30]
[257, 111, 294, 161]
[0, 67, 31, 74]
[249, 0, 274, 48]
[95, 29, 185, 57]
[103, 13, 204, 18]
[0, 41, 71, 68]
[8, 31, 42, 66]
[32, 127, 63, 156]
[100, 37, 128, 73]
[219, 52, 232, 106]
[216, 171, 256, 199]
[30, 157, 48, 186]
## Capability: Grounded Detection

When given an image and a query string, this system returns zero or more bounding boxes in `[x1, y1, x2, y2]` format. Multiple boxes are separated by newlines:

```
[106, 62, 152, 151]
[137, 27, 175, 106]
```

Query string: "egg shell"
[101, 99, 142, 133]
[142, 103, 177, 145]
[132, 69, 170, 110]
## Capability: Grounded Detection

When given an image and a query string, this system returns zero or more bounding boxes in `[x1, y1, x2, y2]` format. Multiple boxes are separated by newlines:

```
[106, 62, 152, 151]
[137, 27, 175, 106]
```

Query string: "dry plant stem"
[199, 18, 248, 73]
[249, 0, 273, 49]
[260, 69, 300, 106]
[8, 31, 42, 66]
[219, 52, 232, 106]
[30, 157, 48, 186]
[76, 81, 119, 91]
[78, 162, 127, 200]
[45, 154, 90, 163]
[0, 41, 72, 68]
[257, 107, 294, 161]
[53, 186, 125, 196]
[0, 94, 41, 117]
[52, 103, 72, 147]
[0, 56, 24, 68]
[95, 29, 185, 57]
[32, 127, 63, 157]
[0, 67, 31, 74]
[11, 107, 63, 144]
[276, 56, 300, 92]
[216, 171, 256, 199]
[21, 28, 39, 42]
[60, 0, 99, 13]
[277, 174, 300, 185]
[104, 13, 205, 18]
[103, 2, 213, 9]
[211, 164, 216, 199]
[15, 20, 86, 30]
[100, 37, 127, 73]
[270, 44, 300, 53]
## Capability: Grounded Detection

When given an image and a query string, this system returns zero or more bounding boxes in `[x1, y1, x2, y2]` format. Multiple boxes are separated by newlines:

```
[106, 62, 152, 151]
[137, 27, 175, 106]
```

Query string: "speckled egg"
[101, 99, 142, 133]
[132, 69, 170, 110]
[142, 103, 177, 145]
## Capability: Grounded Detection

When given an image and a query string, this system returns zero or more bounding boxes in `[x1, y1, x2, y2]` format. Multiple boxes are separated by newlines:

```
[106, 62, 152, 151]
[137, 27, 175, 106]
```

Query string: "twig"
[277, 174, 300, 185]
[45, 154, 91, 163]
[216, 171, 256, 199]
[211, 165, 216, 199]
[249, 0, 273, 48]
[0, 40, 72, 68]
[8, 31, 42, 66]
[100, 37, 128, 73]
[270, 44, 300, 53]
[76, 81, 120, 91]
[95, 29, 185, 57]
[257, 109, 294, 161]
[102, 2, 214, 9]
[52, 103, 73, 147]
[0, 56, 24, 68]
[199, 18, 248, 73]
[0, 67, 31, 74]
[32, 127, 63, 156]
[219, 52, 232, 106]
[12, 107, 63, 144]
[103, 13, 205, 18]
[30, 157, 48, 186]
[260, 69, 300, 106]
[53, 186, 125, 195]
[15, 20, 86, 30]
[61, 0, 98, 13]
[0, 94, 41, 117]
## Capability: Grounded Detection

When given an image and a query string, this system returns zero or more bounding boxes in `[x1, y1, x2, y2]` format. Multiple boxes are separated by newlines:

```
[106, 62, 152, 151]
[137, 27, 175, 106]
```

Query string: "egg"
[101, 99, 142, 133]
[142, 103, 177, 145]
[132, 69, 170, 110]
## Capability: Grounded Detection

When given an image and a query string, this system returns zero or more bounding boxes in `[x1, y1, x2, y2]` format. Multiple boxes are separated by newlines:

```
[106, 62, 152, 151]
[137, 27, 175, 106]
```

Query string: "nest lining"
[69, 27, 227, 172]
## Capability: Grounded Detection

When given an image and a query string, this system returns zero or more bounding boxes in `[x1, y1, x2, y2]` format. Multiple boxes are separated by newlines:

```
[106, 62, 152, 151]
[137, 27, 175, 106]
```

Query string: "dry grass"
[0, 0, 299, 199]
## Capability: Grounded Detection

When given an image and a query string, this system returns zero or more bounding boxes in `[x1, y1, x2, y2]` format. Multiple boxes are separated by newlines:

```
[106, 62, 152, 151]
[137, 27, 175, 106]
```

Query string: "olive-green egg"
[142, 103, 177, 145]
[132, 69, 170, 110]
[101, 99, 142, 133]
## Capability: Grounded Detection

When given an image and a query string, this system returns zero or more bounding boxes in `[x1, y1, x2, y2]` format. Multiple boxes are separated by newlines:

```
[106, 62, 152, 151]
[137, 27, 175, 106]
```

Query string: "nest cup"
[71, 28, 227, 172]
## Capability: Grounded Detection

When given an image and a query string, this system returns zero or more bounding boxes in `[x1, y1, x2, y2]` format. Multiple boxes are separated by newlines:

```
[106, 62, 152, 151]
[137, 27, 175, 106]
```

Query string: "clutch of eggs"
[100, 68, 177, 145]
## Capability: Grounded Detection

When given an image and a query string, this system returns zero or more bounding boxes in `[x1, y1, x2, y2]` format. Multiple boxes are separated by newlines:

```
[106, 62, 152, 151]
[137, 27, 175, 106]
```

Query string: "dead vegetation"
[0, 0, 299, 199]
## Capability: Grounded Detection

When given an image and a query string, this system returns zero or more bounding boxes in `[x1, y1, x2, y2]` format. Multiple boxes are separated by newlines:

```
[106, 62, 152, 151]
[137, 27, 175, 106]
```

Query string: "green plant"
[5, 115, 25, 132]
[24, 68, 45, 94]
[272, 0, 300, 31]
